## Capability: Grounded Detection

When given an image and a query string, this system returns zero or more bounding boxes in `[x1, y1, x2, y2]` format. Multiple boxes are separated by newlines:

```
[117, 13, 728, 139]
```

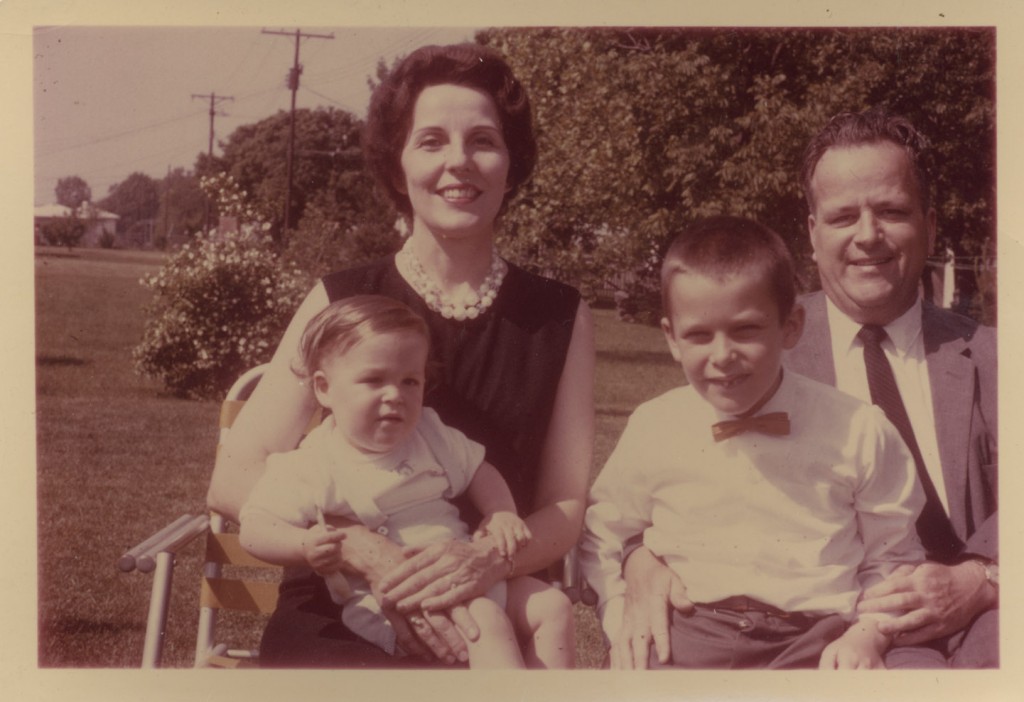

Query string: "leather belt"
[704, 596, 804, 619]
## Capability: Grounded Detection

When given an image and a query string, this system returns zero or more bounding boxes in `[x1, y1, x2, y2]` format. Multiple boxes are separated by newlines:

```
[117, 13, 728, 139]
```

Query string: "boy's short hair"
[294, 295, 430, 379]
[660, 215, 798, 321]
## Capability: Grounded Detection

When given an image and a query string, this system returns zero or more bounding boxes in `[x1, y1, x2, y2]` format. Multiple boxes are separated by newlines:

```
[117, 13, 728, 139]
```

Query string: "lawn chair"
[117, 364, 292, 668]
[118, 364, 594, 668]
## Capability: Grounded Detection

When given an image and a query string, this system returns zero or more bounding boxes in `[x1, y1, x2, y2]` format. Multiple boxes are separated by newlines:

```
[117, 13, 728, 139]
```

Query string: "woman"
[207, 43, 594, 667]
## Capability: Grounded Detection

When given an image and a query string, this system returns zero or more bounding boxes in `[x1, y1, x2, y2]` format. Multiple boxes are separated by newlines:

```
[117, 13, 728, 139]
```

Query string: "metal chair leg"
[141, 551, 175, 668]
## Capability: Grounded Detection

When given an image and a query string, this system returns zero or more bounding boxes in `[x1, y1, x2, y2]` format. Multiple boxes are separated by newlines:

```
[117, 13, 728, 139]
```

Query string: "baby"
[240, 295, 573, 668]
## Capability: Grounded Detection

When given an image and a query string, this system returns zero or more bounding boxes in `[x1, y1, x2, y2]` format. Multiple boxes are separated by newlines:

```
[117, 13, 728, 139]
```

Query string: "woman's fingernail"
[458, 651, 469, 662]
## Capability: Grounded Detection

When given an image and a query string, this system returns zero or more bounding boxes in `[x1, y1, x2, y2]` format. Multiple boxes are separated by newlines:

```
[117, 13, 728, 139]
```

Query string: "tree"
[55, 175, 91, 209]
[154, 168, 207, 247]
[99, 172, 161, 237]
[477, 27, 995, 321]
[41, 215, 85, 251]
[197, 106, 379, 245]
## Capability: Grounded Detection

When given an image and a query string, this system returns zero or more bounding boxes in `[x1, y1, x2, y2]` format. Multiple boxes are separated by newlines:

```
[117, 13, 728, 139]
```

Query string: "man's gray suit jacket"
[784, 291, 997, 562]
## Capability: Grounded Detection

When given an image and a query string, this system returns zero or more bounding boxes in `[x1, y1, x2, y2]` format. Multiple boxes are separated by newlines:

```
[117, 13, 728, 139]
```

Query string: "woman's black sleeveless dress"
[259, 256, 581, 667]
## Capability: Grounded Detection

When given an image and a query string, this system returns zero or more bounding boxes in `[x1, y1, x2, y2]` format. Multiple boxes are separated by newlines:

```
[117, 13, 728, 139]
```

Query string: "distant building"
[33, 202, 119, 248]
[34, 202, 119, 247]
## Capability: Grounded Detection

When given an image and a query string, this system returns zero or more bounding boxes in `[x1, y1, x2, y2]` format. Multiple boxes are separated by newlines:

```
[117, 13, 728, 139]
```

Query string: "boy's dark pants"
[648, 596, 847, 669]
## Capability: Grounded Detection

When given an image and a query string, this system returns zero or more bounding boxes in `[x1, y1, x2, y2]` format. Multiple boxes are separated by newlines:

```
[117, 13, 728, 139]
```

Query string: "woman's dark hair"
[363, 43, 536, 218]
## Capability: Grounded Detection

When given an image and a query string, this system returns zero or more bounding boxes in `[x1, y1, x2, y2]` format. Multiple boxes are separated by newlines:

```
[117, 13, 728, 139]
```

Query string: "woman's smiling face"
[398, 83, 511, 240]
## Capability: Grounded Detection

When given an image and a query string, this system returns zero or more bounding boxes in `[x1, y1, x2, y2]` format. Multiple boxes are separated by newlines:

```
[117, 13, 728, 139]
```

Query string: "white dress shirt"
[825, 297, 949, 513]
[579, 371, 925, 642]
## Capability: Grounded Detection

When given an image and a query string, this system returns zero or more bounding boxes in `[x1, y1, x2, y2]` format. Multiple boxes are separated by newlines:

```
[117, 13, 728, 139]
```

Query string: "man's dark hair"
[801, 107, 933, 213]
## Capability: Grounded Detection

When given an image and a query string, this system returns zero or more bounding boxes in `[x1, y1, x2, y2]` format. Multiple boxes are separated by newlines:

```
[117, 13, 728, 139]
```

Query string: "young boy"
[240, 295, 574, 668]
[580, 216, 925, 669]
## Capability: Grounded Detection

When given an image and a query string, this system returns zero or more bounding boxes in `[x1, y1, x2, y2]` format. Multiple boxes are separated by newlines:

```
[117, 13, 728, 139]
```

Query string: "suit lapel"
[786, 291, 837, 386]
[922, 303, 973, 537]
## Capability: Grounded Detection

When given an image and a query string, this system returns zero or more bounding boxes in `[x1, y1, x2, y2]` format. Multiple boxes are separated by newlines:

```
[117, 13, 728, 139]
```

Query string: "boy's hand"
[473, 511, 530, 558]
[615, 546, 693, 669]
[819, 620, 889, 669]
[302, 523, 346, 575]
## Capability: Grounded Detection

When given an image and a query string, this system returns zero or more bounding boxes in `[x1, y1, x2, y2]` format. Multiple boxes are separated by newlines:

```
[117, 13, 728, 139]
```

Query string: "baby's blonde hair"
[294, 295, 430, 380]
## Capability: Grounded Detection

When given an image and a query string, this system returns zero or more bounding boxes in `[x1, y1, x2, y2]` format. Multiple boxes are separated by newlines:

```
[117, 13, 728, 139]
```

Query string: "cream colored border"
[3, 1, 1021, 700]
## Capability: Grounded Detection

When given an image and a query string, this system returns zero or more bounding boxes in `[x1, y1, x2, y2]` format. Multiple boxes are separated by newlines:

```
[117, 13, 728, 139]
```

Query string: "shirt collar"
[825, 296, 923, 359]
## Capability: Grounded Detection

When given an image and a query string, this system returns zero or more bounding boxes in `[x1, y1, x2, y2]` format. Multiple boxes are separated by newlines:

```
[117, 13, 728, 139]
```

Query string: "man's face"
[807, 141, 936, 326]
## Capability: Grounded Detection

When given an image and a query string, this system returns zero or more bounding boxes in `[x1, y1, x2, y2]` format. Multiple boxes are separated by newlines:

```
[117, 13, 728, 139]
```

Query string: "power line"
[36, 108, 206, 157]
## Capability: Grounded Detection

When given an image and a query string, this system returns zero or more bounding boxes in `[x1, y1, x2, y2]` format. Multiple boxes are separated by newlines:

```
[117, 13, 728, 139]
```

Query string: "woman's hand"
[474, 512, 531, 558]
[377, 537, 507, 614]
[401, 607, 481, 665]
[371, 572, 479, 664]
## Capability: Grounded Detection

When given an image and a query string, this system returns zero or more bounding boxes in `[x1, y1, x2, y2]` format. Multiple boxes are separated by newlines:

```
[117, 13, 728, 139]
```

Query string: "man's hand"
[611, 546, 693, 669]
[857, 561, 997, 646]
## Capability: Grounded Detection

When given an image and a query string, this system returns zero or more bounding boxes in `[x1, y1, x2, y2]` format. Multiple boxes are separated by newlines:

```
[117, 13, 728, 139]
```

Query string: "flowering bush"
[133, 229, 309, 399]
[198, 172, 276, 230]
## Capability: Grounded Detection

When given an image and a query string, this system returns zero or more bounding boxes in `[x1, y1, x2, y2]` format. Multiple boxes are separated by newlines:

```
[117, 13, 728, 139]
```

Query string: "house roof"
[34, 203, 119, 220]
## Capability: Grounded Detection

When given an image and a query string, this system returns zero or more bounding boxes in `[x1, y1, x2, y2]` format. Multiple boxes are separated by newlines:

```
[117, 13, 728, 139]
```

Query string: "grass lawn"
[35, 247, 680, 668]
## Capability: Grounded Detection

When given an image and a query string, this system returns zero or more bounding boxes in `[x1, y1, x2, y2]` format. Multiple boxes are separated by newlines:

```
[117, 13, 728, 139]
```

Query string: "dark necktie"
[858, 325, 961, 561]
[712, 412, 790, 442]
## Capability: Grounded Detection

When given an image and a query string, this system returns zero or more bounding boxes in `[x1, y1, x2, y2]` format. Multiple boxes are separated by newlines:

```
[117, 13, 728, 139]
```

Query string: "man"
[614, 108, 997, 669]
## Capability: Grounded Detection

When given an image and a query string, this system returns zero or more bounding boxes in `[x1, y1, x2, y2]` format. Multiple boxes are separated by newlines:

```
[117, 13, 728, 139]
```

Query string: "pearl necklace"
[397, 239, 508, 321]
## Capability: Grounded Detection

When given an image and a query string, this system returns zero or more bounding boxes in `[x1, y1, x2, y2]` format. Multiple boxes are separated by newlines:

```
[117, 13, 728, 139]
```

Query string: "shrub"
[99, 230, 116, 249]
[133, 229, 309, 399]
[615, 275, 663, 326]
[42, 216, 86, 251]
[283, 204, 402, 280]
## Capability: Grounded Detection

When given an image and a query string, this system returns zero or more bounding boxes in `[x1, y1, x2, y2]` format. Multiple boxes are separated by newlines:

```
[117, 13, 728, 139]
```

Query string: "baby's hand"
[474, 512, 530, 558]
[819, 619, 888, 669]
[303, 523, 346, 575]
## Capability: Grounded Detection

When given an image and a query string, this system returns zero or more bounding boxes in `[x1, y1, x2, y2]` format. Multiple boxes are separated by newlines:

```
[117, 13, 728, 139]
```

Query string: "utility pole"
[162, 165, 170, 247]
[262, 27, 334, 243]
[192, 92, 234, 234]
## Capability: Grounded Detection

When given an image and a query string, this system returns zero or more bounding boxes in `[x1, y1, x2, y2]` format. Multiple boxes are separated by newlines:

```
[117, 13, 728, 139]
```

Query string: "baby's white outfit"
[242, 408, 506, 654]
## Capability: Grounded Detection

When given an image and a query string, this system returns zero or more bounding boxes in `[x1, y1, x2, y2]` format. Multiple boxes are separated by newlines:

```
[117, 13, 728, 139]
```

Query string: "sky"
[34, 26, 478, 205]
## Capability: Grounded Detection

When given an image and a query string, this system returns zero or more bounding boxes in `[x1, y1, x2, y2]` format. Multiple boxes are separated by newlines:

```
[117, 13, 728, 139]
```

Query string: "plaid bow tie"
[712, 411, 790, 442]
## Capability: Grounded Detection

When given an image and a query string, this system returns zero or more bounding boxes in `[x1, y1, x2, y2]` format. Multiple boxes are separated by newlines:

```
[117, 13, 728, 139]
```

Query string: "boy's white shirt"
[579, 370, 925, 643]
